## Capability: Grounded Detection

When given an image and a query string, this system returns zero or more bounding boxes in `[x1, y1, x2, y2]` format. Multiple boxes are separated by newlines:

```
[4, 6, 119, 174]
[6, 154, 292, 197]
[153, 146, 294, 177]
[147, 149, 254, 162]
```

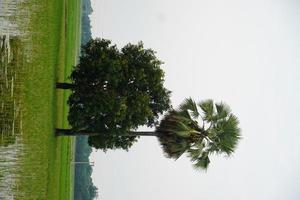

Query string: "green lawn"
[17, 0, 82, 199]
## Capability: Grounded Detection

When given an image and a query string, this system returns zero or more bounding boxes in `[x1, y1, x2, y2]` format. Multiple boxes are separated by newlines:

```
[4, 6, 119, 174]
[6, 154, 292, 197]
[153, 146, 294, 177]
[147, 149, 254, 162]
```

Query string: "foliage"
[156, 98, 241, 169]
[88, 134, 137, 151]
[68, 38, 171, 150]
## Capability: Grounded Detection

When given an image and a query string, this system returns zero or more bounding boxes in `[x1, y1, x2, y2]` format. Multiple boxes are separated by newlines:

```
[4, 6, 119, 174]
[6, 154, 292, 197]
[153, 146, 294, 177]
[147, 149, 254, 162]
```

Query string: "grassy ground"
[14, 0, 81, 199]
[56, 1, 82, 199]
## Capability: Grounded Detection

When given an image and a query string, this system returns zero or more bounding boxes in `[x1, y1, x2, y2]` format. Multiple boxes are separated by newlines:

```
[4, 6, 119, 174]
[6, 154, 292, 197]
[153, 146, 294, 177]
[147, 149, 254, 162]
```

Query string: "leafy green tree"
[57, 98, 241, 169]
[57, 38, 171, 150]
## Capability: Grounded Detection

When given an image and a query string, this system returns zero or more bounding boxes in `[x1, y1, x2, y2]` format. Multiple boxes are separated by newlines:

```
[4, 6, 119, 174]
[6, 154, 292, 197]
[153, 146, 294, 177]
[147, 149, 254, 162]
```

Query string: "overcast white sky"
[90, 0, 300, 199]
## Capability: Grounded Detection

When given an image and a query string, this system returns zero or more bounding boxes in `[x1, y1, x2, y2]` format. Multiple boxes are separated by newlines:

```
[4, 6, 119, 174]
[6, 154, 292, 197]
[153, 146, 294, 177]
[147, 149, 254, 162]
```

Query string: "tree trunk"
[56, 82, 76, 89]
[55, 128, 158, 137]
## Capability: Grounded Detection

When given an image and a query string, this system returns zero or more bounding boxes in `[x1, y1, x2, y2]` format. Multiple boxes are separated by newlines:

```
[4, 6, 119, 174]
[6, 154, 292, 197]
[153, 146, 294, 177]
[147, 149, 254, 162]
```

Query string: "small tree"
[57, 38, 171, 150]
[156, 98, 241, 169]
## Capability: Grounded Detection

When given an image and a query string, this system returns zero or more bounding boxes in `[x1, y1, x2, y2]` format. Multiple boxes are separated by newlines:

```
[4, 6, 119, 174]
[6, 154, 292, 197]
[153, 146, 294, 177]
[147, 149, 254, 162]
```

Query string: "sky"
[90, 0, 300, 199]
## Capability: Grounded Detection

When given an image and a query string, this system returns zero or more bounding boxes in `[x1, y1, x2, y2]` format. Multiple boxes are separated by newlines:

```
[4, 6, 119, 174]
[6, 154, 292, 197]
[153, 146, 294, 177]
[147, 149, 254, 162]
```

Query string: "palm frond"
[188, 149, 202, 162]
[192, 154, 210, 170]
[158, 137, 189, 159]
[212, 114, 241, 155]
[214, 102, 230, 121]
[179, 98, 199, 118]
[198, 99, 214, 122]
[187, 143, 204, 162]
[156, 110, 195, 137]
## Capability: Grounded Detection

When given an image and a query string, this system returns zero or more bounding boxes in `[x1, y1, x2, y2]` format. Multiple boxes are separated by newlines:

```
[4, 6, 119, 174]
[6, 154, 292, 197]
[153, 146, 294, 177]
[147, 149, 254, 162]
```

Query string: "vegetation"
[55, 28, 241, 170]
[0, 0, 81, 199]
[81, 0, 93, 45]
[57, 98, 241, 170]
[74, 137, 98, 200]
[57, 38, 171, 150]
[156, 98, 241, 169]
[0, 36, 22, 147]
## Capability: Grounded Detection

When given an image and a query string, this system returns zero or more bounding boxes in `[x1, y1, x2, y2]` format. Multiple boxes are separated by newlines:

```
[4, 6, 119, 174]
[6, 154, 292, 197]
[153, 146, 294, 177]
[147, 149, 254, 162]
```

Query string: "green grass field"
[14, 0, 82, 199]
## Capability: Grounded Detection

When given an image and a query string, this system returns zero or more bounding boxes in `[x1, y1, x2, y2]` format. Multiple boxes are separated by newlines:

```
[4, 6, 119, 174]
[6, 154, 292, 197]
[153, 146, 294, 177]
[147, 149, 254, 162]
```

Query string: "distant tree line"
[74, 136, 98, 200]
[74, 0, 98, 199]
[81, 0, 93, 45]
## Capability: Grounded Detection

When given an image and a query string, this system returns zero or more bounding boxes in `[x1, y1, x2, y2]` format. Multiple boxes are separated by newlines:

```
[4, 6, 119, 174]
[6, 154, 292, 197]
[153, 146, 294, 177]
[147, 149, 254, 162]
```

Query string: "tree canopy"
[67, 38, 171, 150]
[156, 98, 241, 169]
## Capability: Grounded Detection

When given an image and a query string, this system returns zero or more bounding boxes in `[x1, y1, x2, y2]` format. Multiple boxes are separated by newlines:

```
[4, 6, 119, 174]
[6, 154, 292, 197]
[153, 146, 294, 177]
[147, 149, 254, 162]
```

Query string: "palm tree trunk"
[56, 82, 75, 89]
[128, 131, 158, 136]
[55, 128, 158, 137]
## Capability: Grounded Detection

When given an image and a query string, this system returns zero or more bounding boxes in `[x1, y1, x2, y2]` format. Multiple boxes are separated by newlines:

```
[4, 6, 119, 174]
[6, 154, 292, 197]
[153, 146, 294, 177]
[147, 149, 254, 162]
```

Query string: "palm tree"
[56, 98, 241, 170]
[156, 98, 241, 169]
